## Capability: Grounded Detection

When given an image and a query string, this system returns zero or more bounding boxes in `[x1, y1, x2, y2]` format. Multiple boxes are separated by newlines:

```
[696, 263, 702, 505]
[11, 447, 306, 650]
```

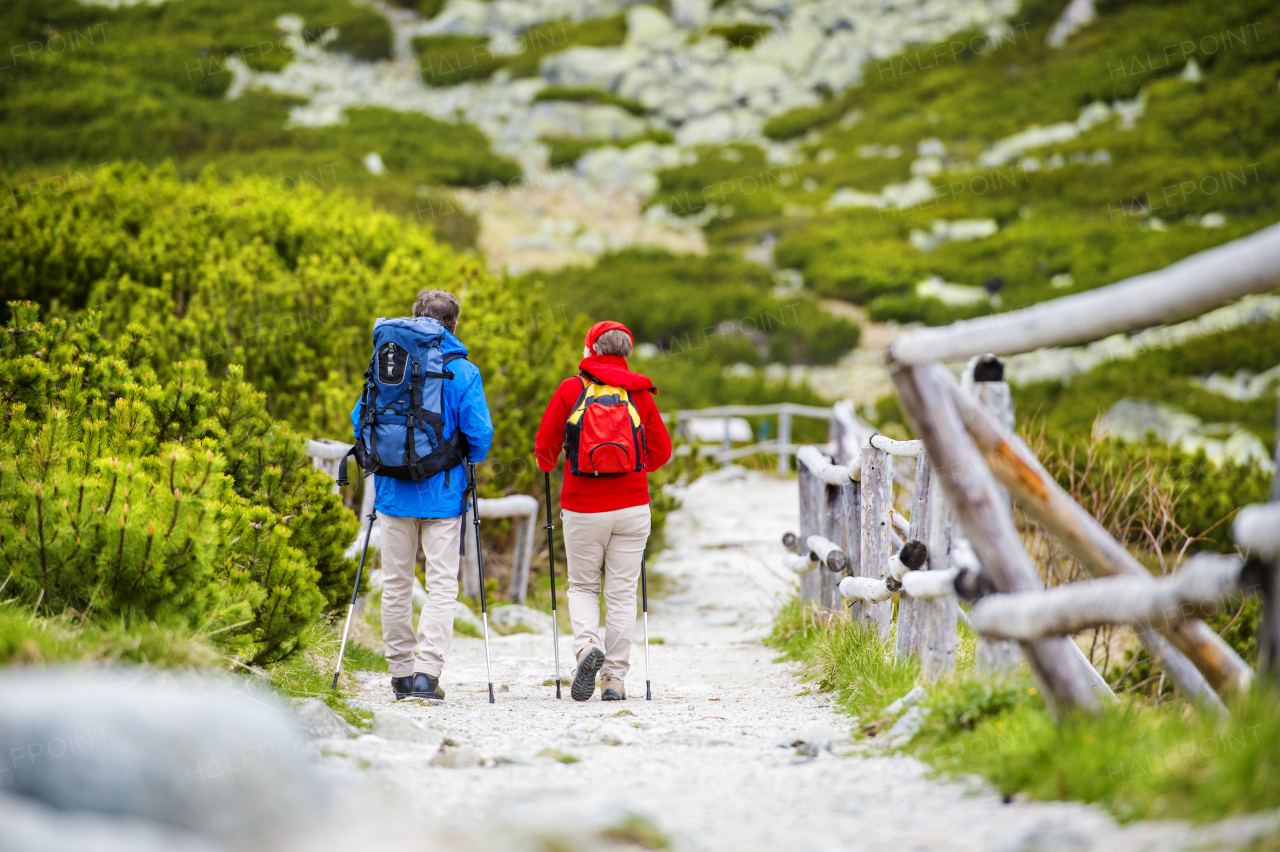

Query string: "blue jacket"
[350, 329, 493, 518]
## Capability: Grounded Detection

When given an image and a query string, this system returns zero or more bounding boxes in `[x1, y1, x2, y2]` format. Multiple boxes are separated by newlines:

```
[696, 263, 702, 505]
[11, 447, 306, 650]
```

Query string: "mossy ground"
[768, 599, 1280, 823]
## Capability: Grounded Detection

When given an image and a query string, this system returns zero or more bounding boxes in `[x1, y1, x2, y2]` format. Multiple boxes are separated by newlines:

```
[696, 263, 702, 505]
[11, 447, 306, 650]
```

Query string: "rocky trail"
[306, 467, 1271, 852]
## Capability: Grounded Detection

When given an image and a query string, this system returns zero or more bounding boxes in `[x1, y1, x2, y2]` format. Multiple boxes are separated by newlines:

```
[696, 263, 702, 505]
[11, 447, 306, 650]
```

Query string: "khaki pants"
[562, 504, 651, 681]
[380, 515, 462, 678]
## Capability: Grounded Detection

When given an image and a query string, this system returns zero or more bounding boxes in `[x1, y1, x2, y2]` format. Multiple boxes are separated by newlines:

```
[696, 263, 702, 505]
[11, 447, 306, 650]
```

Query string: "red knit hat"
[584, 320, 633, 351]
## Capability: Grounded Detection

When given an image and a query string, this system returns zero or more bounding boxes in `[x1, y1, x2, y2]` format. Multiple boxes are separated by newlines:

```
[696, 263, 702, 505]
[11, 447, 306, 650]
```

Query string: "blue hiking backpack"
[338, 317, 469, 486]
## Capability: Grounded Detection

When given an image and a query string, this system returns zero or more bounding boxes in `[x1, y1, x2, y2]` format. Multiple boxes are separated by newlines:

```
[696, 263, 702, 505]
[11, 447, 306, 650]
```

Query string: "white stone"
[676, 111, 738, 146]
[882, 176, 935, 209]
[883, 685, 929, 718]
[363, 152, 386, 175]
[540, 47, 637, 92]
[489, 604, 554, 634]
[625, 5, 680, 49]
[670, 0, 711, 30]
[1050, 272, 1074, 289]
[1200, 212, 1227, 228]
[916, 276, 989, 306]
[1181, 58, 1204, 82]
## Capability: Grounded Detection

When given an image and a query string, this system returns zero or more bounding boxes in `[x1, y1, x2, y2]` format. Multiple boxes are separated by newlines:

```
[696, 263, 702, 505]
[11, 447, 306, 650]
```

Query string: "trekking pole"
[641, 550, 652, 701]
[543, 471, 562, 700]
[468, 462, 496, 704]
[332, 508, 378, 691]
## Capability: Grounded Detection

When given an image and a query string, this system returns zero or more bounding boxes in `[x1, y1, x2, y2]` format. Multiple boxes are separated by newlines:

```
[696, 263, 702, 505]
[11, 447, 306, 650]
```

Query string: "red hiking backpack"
[564, 374, 647, 477]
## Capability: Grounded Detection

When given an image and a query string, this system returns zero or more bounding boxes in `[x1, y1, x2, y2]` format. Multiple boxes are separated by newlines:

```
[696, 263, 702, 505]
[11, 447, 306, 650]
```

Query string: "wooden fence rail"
[304, 441, 542, 602]
[788, 224, 1280, 719]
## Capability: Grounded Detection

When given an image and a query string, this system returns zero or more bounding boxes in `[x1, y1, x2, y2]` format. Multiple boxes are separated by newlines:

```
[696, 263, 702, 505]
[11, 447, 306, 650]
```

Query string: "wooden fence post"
[971, 364, 1023, 678]
[778, 409, 792, 476]
[894, 453, 931, 658]
[891, 362, 1101, 718]
[919, 463, 959, 680]
[858, 446, 894, 638]
[798, 459, 825, 606]
[945, 378, 1240, 705]
[823, 482, 855, 611]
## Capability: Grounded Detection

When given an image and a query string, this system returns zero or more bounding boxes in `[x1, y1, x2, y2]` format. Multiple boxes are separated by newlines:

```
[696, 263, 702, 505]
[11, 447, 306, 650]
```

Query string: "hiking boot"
[410, 672, 445, 700]
[571, 647, 605, 702]
[392, 675, 415, 701]
[600, 674, 626, 701]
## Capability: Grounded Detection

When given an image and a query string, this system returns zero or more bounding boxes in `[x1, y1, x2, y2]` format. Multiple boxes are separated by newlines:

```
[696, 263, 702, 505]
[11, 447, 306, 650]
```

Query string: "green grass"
[708, 22, 773, 50]
[0, 1, 517, 221]
[543, 129, 675, 168]
[526, 248, 860, 368]
[658, 0, 1280, 325]
[412, 15, 627, 86]
[533, 85, 646, 115]
[769, 597, 1280, 823]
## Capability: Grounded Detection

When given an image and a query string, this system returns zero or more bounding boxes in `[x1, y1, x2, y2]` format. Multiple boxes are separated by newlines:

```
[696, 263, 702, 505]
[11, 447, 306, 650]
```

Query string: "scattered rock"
[489, 604, 554, 635]
[430, 745, 478, 768]
[0, 670, 322, 844]
[296, 699, 358, 740]
[452, 601, 483, 633]
[883, 686, 929, 718]
[371, 711, 445, 747]
[884, 705, 930, 747]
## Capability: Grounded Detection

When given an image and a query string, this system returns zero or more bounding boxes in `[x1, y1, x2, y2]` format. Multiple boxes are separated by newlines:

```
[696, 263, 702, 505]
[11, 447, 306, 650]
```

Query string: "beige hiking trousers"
[379, 514, 462, 678]
[562, 504, 651, 681]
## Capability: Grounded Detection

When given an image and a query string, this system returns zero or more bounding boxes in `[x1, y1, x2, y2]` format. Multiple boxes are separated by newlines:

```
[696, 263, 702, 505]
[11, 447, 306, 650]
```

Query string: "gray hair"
[591, 329, 633, 357]
[413, 288, 460, 331]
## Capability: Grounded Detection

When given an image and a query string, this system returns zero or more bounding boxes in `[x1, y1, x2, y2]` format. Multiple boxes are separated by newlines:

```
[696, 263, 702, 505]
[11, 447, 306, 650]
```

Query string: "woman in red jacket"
[536, 321, 672, 701]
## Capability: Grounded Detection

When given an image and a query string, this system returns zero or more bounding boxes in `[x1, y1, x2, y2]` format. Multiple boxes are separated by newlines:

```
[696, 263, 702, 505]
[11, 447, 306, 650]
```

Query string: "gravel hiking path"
[327, 468, 1274, 852]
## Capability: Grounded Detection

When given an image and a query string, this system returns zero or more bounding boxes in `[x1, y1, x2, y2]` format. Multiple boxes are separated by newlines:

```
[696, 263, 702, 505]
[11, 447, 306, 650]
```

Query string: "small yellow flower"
[1028, 687, 1037, 695]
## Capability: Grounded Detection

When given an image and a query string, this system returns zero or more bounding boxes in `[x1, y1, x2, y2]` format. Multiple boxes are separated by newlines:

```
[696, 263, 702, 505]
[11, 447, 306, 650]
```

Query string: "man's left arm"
[459, 369, 494, 462]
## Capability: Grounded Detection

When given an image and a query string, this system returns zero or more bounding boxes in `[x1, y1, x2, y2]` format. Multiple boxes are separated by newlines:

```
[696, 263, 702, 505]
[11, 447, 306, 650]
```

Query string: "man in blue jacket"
[350, 289, 494, 701]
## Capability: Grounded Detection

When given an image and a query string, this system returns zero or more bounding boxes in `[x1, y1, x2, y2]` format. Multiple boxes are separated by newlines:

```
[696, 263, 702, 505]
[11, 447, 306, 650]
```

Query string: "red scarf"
[578, 354, 655, 392]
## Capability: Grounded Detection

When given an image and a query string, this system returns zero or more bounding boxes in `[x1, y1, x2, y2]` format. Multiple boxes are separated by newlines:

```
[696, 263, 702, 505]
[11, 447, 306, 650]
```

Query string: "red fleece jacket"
[535, 356, 673, 513]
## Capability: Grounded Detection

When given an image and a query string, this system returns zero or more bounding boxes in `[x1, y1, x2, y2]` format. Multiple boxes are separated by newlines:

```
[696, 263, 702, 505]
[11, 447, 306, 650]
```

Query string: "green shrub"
[529, 248, 859, 367]
[0, 2, 516, 219]
[388, 0, 447, 18]
[532, 85, 646, 115]
[708, 22, 772, 49]
[0, 303, 359, 664]
[414, 34, 502, 86]
[0, 162, 573, 503]
[543, 129, 675, 168]
[326, 8, 393, 59]
[412, 16, 628, 85]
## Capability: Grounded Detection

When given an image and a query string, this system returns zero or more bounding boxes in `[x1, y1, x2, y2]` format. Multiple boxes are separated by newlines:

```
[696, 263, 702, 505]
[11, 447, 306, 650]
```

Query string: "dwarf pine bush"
[0, 303, 358, 664]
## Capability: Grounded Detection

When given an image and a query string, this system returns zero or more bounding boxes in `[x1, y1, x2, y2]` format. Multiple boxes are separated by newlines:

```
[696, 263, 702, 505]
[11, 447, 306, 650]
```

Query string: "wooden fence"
[305, 441, 541, 602]
[675, 403, 834, 474]
[788, 222, 1280, 719]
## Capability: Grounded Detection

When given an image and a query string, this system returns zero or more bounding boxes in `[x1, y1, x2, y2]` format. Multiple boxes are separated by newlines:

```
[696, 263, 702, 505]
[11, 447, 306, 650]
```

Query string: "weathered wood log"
[888, 221, 1280, 364]
[970, 373, 1023, 677]
[797, 459, 825, 605]
[889, 362, 1102, 716]
[902, 568, 959, 599]
[944, 375, 1251, 698]
[828, 480, 861, 610]
[920, 452, 959, 681]
[969, 553, 1250, 640]
[839, 576, 893, 604]
[869, 435, 925, 457]
[807, 534, 850, 573]
[831, 400, 877, 466]
[782, 551, 817, 574]
[890, 508, 910, 538]
[858, 446, 895, 638]
[1237, 502, 1280, 681]
[796, 445, 860, 484]
[1236, 503, 1280, 559]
